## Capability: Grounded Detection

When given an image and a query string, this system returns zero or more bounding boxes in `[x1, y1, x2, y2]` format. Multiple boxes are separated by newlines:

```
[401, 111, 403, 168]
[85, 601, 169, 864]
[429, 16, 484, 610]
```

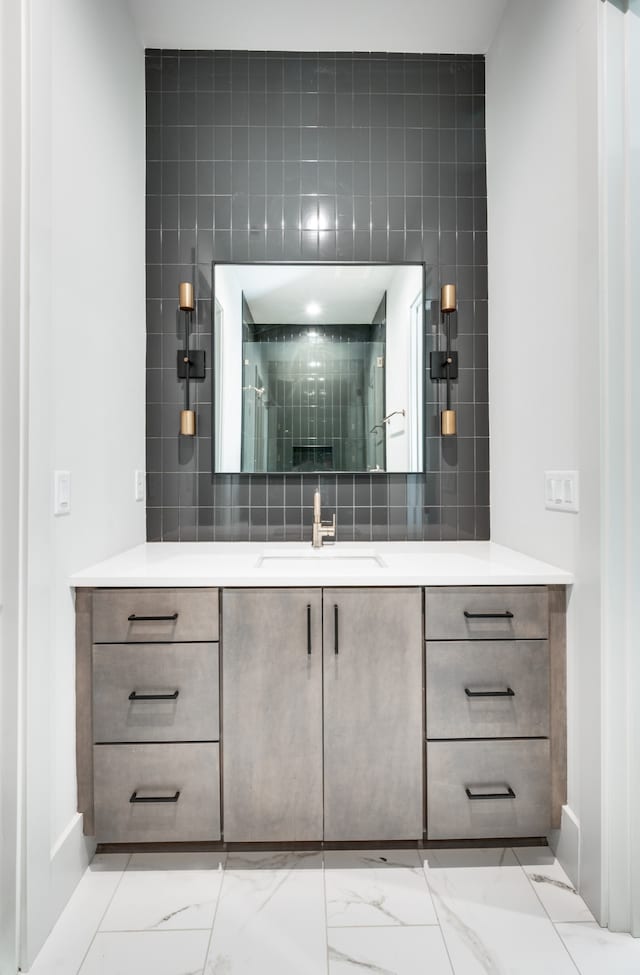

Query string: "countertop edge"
[69, 542, 574, 588]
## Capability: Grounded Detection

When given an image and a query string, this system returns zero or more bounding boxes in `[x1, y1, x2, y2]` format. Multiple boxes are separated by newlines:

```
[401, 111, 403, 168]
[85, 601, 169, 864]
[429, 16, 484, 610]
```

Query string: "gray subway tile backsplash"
[145, 50, 489, 542]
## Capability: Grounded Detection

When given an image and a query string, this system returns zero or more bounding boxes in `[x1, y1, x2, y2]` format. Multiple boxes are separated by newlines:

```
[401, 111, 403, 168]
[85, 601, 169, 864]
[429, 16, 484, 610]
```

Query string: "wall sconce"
[430, 283, 458, 437]
[177, 282, 205, 436]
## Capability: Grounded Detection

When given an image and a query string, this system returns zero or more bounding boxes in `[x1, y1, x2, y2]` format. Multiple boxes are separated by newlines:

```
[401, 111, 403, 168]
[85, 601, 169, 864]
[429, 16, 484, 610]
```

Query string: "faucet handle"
[322, 513, 336, 537]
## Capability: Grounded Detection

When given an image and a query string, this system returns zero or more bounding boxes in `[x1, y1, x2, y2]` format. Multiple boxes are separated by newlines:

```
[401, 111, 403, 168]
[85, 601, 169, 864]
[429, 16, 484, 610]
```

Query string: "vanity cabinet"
[78, 588, 221, 843]
[221, 587, 423, 842]
[322, 588, 423, 840]
[425, 586, 560, 841]
[221, 588, 324, 842]
[75, 577, 565, 847]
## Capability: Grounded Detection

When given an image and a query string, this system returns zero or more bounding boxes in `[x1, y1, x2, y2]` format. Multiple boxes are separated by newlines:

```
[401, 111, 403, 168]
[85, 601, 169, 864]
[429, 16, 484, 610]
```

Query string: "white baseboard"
[548, 804, 580, 891]
[49, 813, 96, 933]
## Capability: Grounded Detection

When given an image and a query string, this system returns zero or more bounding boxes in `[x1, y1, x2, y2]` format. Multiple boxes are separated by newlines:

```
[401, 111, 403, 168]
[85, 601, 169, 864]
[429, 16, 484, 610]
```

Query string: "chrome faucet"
[312, 490, 336, 548]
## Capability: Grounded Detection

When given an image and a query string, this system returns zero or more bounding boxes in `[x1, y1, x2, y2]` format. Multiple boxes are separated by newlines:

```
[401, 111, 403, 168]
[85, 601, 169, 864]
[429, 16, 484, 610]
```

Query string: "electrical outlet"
[134, 470, 145, 502]
[54, 470, 71, 516]
[544, 470, 579, 513]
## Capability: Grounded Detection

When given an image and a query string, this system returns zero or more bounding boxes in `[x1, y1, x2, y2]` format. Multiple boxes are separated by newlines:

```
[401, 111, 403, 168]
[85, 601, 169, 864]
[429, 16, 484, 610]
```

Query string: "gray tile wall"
[145, 50, 489, 542]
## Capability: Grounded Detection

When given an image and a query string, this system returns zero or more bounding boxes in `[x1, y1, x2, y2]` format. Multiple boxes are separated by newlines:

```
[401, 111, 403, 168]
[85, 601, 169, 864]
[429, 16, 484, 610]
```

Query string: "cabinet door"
[222, 588, 323, 841]
[323, 588, 423, 840]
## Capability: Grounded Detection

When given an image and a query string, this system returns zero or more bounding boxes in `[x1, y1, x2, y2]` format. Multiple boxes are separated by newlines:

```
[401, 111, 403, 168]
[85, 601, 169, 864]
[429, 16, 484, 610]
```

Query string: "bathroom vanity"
[72, 542, 570, 847]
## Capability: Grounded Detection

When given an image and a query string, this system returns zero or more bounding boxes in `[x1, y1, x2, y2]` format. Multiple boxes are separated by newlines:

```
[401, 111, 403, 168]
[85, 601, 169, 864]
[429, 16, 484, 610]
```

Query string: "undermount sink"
[255, 547, 386, 568]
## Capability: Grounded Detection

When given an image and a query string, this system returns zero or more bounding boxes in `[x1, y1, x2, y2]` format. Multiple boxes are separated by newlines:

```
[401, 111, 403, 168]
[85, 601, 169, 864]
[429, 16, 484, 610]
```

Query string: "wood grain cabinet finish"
[78, 587, 221, 842]
[426, 640, 550, 740]
[427, 739, 551, 840]
[94, 742, 220, 843]
[425, 586, 549, 641]
[92, 588, 219, 643]
[77, 582, 565, 845]
[93, 642, 219, 743]
[221, 586, 423, 843]
[323, 588, 423, 840]
[221, 588, 324, 842]
[424, 585, 560, 841]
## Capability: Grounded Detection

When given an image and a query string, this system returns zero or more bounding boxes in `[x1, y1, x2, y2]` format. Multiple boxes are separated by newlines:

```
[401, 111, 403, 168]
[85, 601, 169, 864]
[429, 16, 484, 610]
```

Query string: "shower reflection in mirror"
[213, 263, 426, 474]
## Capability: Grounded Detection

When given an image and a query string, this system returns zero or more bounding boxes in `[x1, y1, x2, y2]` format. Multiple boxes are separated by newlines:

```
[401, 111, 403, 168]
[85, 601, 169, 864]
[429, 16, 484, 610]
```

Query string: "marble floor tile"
[514, 846, 595, 923]
[29, 853, 130, 975]
[204, 851, 326, 975]
[328, 925, 454, 975]
[423, 847, 578, 974]
[556, 921, 640, 974]
[325, 850, 438, 928]
[79, 930, 211, 975]
[100, 852, 226, 932]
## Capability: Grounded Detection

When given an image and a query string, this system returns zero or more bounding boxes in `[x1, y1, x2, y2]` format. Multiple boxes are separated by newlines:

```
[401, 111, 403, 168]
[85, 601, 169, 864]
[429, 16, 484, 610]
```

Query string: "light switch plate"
[54, 470, 71, 516]
[134, 469, 145, 502]
[544, 470, 579, 513]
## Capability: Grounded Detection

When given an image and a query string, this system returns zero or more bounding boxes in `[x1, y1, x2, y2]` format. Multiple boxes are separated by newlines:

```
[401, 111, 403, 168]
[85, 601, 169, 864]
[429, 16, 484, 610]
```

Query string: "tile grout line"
[199, 851, 228, 974]
[420, 847, 459, 975]
[512, 847, 559, 924]
[74, 853, 132, 975]
[327, 922, 446, 929]
[514, 846, 592, 928]
[321, 850, 330, 975]
[511, 848, 583, 975]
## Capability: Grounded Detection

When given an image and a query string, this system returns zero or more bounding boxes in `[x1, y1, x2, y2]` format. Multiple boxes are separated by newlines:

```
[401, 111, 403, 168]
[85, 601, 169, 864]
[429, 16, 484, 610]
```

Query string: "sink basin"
[255, 547, 386, 568]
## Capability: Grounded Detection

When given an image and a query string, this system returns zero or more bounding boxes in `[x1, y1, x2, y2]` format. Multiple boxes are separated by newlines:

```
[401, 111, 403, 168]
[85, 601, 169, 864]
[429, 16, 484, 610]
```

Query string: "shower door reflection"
[241, 323, 386, 473]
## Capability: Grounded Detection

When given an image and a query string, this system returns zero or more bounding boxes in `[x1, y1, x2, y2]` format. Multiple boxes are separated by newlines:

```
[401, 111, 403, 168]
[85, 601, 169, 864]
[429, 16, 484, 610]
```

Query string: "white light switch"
[544, 470, 579, 513]
[134, 470, 145, 502]
[54, 470, 71, 516]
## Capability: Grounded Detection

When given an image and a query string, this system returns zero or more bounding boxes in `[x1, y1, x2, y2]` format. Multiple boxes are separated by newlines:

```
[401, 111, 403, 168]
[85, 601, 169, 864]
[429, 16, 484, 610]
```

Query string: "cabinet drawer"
[426, 640, 549, 739]
[94, 742, 220, 843]
[425, 587, 548, 640]
[92, 589, 219, 643]
[93, 643, 219, 743]
[427, 739, 550, 840]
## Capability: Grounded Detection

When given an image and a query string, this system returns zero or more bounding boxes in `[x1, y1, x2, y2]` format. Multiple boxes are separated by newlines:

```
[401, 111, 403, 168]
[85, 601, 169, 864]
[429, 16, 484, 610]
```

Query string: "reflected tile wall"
[145, 50, 489, 542]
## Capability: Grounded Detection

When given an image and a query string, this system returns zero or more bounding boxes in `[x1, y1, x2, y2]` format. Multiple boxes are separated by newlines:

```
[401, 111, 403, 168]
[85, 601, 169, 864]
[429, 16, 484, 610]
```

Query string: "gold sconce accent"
[179, 281, 194, 312]
[177, 281, 205, 437]
[440, 283, 457, 313]
[430, 283, 458, 437]
[441, 409, 457, 437]
[180, 409, 196, 436]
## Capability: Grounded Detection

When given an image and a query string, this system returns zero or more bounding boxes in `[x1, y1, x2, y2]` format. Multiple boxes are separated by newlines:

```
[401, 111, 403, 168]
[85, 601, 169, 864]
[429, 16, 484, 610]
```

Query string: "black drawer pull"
[127, 612, 178, 622]
[463, 610, 514, 619]
[465, 786, 516, 800]
[334, 604, 339, 655]
[307, 604, 312, 655]
[465, 687, 515, 698]
[128, 690, 179, 701]
[129, 790, 180, 803]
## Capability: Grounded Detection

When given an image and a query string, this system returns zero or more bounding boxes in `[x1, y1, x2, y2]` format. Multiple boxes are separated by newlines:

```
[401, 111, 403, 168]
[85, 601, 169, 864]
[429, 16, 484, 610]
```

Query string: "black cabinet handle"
[463, 610, 514, 619]
[465, 786, 516, 800]
[128, 690, 179, 701]
[129, 790, 180, 803]
[334, 604, 339, 655]
[464, 687, 515, 698]
[127, 612, 178, 622]
[307, 604, 312, 655]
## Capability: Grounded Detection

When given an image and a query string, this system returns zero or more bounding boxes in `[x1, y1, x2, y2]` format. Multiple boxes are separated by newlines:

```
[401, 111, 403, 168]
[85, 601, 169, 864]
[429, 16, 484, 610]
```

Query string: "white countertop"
[70, 541, 573, 588]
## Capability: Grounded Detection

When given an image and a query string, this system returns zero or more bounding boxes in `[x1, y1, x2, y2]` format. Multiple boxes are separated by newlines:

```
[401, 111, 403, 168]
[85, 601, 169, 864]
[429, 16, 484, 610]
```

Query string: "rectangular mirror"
[213, 262, 426, 473]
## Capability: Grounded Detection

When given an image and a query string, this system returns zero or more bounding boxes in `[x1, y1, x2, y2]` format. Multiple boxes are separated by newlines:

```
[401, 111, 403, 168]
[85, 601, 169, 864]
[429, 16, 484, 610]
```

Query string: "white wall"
[1, 1, 27, 971]
[486, 0, 601, 916]
[385, 266, 423, 470]
[213, 265, 243, 471]
[23, 0, 145, 966]
[599, 0, 640, 935]
[128, 0, 508, 54]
